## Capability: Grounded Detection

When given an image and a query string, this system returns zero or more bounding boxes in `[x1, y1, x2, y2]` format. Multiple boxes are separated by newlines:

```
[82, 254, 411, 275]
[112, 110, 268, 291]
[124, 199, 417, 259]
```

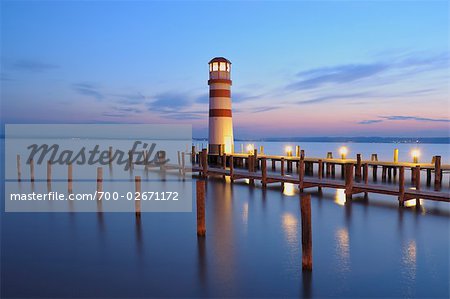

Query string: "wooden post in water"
[222, 153, 226, 179]
[296, 146, 300, 157]
[355, 154, 362, 182]
[47, 160, 52, 182]
[398, 166, 405, 207]
[410, 167, 415, 184]
[318, 159, 323, 192]
[272, 159, 276, 171]
[177, 151, 182, 174]
[248, 154, 254, 185]
[16, 155, 21, 182]
[415, 165, 421, 207]
[344, 163, 354, 201]
[30, 159, 35, 182]
[253, 149, 258, 170]
[261, 157, 267, 189]
[229, 155, 234, 182]
[434, 155, 441, 190]
[68, 163, 73, 193]
[191, 146, 196, 164]
[299, 159, 305, 192]
[363, 163, 369, 184]
[382, 166, 387, 182]
[196, 180, 206, 236]
[300, 150, 305, 160]
[201, 149, 207, 178]
[394, 148, 399, 163]
[135, 176, 141, 218]
[300, 193, 312, 271]
[96, 167, 103, 200]
[109, 146, 113, 164]
[181, 152, 186, 179]
[281, 158, 285, 176]
[373, 165, 378, 182]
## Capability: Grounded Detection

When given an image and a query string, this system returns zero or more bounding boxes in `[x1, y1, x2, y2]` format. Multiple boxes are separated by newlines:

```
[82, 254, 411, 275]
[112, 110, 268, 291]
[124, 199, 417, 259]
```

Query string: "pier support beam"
[261, 158, 267, 189]
[434, 156, 441, 190]
[399, 166, 405, 207]
[345, 163, 354, 201]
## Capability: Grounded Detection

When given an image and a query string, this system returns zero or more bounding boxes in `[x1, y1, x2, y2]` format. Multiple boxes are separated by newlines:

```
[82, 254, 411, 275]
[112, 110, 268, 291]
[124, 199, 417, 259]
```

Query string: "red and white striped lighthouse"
[208, 57, 234, 154]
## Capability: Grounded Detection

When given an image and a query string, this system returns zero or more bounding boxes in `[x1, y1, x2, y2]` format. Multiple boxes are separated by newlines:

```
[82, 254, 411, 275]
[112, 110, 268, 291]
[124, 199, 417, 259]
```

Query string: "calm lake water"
[1, 141, 449, 298]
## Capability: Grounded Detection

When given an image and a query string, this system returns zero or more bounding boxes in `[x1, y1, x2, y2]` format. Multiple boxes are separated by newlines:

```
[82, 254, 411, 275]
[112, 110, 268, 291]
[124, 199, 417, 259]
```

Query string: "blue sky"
[1, 1, 449, 137]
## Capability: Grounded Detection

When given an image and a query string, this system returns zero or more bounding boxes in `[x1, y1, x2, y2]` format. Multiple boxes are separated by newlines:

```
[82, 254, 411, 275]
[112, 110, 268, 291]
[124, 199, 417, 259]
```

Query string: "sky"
[1, 0, 449, 138]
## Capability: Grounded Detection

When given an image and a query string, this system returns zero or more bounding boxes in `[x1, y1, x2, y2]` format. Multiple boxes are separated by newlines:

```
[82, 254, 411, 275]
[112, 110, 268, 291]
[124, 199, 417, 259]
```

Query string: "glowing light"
[285, 146, 293, 157]
[411, 149, 420, 163]
[283, 183, 296, 196]
[339, 146, 348, 159]
[246, 144, 254, 154]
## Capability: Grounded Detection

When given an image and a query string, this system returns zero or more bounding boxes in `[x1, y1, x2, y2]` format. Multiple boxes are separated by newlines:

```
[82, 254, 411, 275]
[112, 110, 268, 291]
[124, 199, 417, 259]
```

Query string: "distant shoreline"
[194, 137, 450, 144]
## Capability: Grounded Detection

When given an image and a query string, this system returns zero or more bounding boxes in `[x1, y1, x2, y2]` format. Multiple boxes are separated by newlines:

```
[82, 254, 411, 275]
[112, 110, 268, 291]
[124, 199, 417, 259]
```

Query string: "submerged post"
[229, 155, 234, 181]
[196, 180, 206, 236]
[355, 154, 362, 181]
[300, 193, 312, 271]
[135, 176, 141, 218]
[318, 159, 323, 192]
[299, 159, 305, 192]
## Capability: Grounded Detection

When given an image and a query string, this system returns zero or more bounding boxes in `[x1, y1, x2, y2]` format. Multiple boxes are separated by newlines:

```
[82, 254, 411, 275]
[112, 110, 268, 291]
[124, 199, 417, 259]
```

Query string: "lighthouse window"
[226, 63, 230, 72]
[219, 62, 226, 71]
[212, 62, 219, 71]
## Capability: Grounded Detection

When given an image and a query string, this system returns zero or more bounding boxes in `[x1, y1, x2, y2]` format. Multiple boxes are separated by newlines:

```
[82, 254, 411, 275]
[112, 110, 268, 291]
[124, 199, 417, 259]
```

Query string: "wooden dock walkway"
[189, 149, 450, 206]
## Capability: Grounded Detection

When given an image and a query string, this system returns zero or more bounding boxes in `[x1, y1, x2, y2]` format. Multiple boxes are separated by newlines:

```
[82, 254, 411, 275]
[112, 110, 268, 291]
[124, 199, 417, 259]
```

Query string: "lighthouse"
[208, 57, 234, 155]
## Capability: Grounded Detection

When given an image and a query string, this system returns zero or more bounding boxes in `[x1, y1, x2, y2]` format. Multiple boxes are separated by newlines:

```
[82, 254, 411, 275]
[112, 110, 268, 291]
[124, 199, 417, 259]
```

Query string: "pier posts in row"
[261, 157, 267, 188]
[399, 166, 405, 207]
[435, 156, 441, 190]
[415, 165, 421, 207]
[355, 154, 362, 182]
[299, 159, 305, 192]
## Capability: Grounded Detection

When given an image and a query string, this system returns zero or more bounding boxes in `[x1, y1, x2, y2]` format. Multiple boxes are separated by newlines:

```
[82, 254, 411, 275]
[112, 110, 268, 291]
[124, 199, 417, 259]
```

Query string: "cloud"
[380, 115, 450, 123]
[297, 92, 370, 105]
[72, 83, 104, 100]
[358, 119, 383, 125]
[147, 92, 191, 113]
[115, 93, 146, 105]
[12, 59, 59, 72]
[288, 52, 449, 91]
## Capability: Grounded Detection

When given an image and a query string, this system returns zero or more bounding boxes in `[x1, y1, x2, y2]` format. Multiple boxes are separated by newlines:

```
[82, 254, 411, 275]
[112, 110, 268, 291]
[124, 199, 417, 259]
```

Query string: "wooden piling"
[30, 159, 34, 182]
[68, 163, 73, 193]
[373, 165, 377, 181]
[253, 149, 258, 170]
[296, 146, 300, 157]
[382, 166, 387, 182]
[300, 150, 305, 160]
[272, 159, 276, 171]
[363, 163, 369, 184]
[16, 155, 21, 182]
[46, 160, 52, 182]
[181, 152, 186, 178]
[109, 146, 113, 164]
[281, 158, 285, 176]
[355, 154, 362, 181]
[261, 157, 267, 188]
[135, 176, 141, 217]
[229, 155, 234, 181]
[177, 151, 182, 174]
[191, 145, 196, 164]
[345, 163, 353, 201]
[394, 148, 399, 163]
[300, 193, 312, 271]
[426, 169, 431, 186]
[196, 180, 206, 236]
[415, 165, 421, 207]
[201, 149, 207, 177]
[398, 166, 405, 207]
[434, 155, 441, 190]
[299, 159, 305, 192]
[96, 167, 103, 200]
[318, 159, 323, 192]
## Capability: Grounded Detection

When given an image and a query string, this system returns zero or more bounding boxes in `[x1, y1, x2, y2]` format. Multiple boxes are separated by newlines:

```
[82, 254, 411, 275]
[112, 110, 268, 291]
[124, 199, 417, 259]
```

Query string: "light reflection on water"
[335, 189, 346, 206]
[283, 183, 296, 197]
[335, 227, 350, 272]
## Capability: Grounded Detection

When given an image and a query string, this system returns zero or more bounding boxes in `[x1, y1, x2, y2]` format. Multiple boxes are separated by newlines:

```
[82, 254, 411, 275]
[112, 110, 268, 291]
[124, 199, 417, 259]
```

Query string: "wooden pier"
[190, 149, 450, 205]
